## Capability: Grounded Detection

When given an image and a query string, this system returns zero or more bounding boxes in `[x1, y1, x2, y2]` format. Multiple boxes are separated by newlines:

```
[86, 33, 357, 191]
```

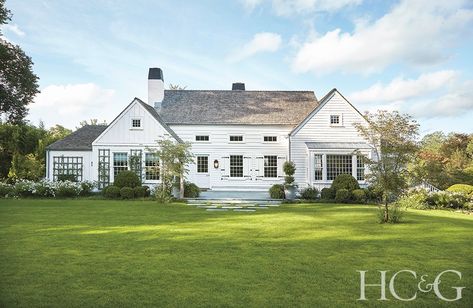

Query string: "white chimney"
[148, 68, 164, 111]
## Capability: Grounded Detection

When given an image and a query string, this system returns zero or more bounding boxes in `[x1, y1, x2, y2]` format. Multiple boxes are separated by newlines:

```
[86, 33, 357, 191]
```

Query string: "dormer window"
[330, 115, 341, 126]
[131, 118, 141, 128]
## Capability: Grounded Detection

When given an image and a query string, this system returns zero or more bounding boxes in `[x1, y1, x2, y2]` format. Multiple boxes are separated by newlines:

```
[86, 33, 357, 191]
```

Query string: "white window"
[197, 156, 209, 173]
[229, 135, 243, 142]
[230, 155, 243, 177]
[131, 118, 141, 128]
[195, 135, 209, 142]
[264, 155, 277, 178]
[330, 115, 341, 126]
[145, 153, 160, 180]
[326, 154, 352, 180]
[263, 136, 277, 142]
[314, 154, 323, 181]
[357, 155, 365, 181]
[113, 152, 128, 176]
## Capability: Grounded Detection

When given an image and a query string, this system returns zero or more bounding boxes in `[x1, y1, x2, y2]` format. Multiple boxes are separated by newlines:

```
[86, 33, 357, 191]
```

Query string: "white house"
[46, 68, 372, 191]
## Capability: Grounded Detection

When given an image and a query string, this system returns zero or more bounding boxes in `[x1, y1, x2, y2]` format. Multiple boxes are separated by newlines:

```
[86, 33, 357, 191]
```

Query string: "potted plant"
[283, 161, 297, 200]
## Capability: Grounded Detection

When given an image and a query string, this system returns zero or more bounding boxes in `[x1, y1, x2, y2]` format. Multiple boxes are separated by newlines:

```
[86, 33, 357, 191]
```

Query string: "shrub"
[184, 182, 200, 198]
[321, 187, 335, 200]
[120, 187, 134, 199]
[366, 185, 383, 203]
[300, 187, 318, 200]
[335, 189, 351, 203]
[352, 189, 367, 203]
[377, 204, 404, 223]
[396, 191, 429, 209]
[155, 184, 172, 203]
[447, 184, 473, 196]
[142, 185, 151, 197]
[426, 191, 470, 209]
[13, 180, 35, 197]
[283, 161, 296, 177]
[134, 186, 147, 198]
[0, 183, 13, 198]
[331, 174, 360, 192]
[269, 184, 285, 199]
[57, 174, 77, 182]
[55, 181, 81, 197]
[80, 181, 95, 196]
[34, 180, 55, 197]
[113, 171, 141, 188]
[103, 186, 121, 199]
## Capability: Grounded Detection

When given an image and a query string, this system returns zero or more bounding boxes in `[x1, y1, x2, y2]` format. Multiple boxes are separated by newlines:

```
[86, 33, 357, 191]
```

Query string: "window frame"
[229, 155, 244, 178]
[263, 136, 278, 143]
[263, 155, 278, 178]
[53, 156, 83, 182]
[195, 135, 210, 142]
[330, 114, 342, 126]
[229, 135, 244, 143]
[356, 155, 365, 181]
[130, 117, 143, 130]
[196, 156, 209, 174]
[326, 154, 352, 181]
[144, 152, 160, 181]
[113, 152, 128, 177]
[314, 154, 323, 181]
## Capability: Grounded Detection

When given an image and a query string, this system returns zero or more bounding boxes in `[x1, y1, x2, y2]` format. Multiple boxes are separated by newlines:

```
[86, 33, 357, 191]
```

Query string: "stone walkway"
[187, 200, 280, 212]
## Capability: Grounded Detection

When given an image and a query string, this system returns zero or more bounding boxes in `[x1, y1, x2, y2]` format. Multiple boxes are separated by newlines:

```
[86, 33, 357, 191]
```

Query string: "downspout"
[45, 149, 49, 179]
[288, 134, 291, 161]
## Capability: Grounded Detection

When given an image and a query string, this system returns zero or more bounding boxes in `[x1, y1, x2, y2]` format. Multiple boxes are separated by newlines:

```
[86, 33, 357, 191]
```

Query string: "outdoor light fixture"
[214, 159, 219, 169]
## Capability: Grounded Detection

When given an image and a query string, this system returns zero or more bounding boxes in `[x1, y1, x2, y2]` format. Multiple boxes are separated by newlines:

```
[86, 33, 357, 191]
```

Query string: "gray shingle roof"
[159, 90, 319, 125]
[46, 125, 107, 151]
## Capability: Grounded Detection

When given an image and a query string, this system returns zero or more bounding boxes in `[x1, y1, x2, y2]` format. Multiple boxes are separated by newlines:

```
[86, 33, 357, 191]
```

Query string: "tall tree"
[168, 84, 187, 90]
[0, 0, 39, 123]
[354, 110, 419, 223]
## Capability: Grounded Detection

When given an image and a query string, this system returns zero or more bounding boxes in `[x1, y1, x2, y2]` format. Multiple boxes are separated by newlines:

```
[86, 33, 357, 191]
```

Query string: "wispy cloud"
[1, 24, 25, 37]
[292, 0, 473, 74]
[349, 70, 473, 118]
[241, 0, 362, 15]
[227, 32, 282, 63]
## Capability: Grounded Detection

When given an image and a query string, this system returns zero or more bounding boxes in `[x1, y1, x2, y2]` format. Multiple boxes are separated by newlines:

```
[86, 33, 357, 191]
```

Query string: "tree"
[77, 119, 107, 129]
[0, 0, 40, 123]
[168, 84, 187, 90]
[148, 138, 193, 200]
[354, 110, 419, 223]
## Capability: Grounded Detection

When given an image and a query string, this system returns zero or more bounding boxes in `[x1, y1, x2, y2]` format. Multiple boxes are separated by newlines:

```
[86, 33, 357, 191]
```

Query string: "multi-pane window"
[330, 115, 340, 125]
[53, 156, 83, 181]
[130, 150, 142, 179]
[145, 153, 160, 180]
[326, 155, 352, 180]
[230, 155, 243, 177]
[357, 155, 365, 181]
[264, 136, 277, 142]
[113, 152, 128, 177]
[229, 135, 243, 142]
[314, 154, 323, 181]
[195, 135, 209, 141]
[131, 119, 141, 128]
[197, 156, 209, 173]
[98, 149, 110, 189]
[264, 155, 277, 178]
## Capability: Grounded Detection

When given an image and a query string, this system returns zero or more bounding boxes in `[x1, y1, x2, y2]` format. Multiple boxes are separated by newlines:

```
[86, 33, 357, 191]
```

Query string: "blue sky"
[2, 0, 473, 135]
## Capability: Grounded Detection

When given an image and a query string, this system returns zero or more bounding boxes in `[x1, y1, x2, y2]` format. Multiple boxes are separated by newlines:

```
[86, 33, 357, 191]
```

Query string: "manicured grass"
[0, 199, 472, 307]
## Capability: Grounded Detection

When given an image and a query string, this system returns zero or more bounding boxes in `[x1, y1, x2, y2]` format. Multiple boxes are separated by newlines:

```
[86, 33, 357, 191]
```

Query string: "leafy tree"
[0, 0, 40, 123]
[148, 138, 193, 200]
[77, 119, 107, 129]
[8, 153, 43, 181]
[354, 110, 419, 223]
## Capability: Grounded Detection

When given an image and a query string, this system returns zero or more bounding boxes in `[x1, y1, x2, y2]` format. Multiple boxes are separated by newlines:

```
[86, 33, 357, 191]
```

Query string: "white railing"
[416, 181, 441, 193]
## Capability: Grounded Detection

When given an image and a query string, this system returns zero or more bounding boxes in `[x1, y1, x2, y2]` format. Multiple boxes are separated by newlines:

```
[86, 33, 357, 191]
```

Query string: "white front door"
[194, 155, 210, 188]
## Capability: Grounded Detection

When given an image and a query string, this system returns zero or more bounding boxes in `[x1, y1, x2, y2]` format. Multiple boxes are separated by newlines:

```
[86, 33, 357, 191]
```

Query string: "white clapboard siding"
[290, 91, 369, 187]
[46, 150, 93, 181]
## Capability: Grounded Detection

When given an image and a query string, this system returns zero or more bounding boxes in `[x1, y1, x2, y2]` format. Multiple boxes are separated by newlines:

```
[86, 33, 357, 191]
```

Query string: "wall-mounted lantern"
[213, 159, 219, 169]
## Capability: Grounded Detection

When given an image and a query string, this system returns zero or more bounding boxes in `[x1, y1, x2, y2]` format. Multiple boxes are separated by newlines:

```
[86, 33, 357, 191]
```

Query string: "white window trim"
[194, 134, 211, 143]
[329, 114, 343, 127]
[130, 117, 143, 130]
[228, 134, 245, 144]
[309, 151, 369, 185]
[196, 154, 210, 174]
[262, 136, 278, 143]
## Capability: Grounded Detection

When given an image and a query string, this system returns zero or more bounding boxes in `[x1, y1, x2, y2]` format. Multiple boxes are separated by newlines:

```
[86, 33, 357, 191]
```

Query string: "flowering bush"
[398, 189, 472, 210]
[3, 179, 96, 198]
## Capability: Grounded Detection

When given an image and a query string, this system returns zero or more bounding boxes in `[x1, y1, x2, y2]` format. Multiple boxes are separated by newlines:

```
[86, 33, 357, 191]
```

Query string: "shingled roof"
[46, 125, 107, 151]
[159, 90, 319, 125]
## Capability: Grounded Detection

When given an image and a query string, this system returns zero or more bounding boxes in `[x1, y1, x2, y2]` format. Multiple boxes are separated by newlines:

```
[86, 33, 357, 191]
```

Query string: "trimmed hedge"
[321, 187, 335, 200]
[447, 184, 473, 196]
[120, 187, 134, 199]
[184, 182, 200, 198]
[331, 174, 360, 192]
[269, 184, 285, 199]
[300, 187, 319, 200]
[114, 171, 141, 188]
[352, 189, 367, 203]
[134, 186, 147, 198]
[335, 189, 351, 203]
[103, 186, 120, 199]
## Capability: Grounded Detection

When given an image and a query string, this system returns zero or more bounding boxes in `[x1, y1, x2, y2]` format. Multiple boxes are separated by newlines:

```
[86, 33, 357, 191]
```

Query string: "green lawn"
[0, 199, 472, 307]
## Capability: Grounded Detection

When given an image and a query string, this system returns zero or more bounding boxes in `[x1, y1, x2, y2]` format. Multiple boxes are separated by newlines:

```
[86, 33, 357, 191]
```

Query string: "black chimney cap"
[148, 68, 163, 81]
[232, 82, 245, 90]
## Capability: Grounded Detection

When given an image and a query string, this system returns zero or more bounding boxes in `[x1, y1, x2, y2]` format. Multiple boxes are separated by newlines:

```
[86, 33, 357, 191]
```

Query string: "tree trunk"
[384, 199, 389, 223]
[179, 173, 185, 199]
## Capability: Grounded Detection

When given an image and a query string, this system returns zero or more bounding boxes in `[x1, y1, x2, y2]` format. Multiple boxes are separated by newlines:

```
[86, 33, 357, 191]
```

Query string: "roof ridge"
[164, 89, 315, 93]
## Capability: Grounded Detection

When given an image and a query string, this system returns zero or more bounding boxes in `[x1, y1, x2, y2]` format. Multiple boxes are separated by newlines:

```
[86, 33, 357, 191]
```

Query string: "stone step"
[233, 209, 256, 212]
[206, 208, 228, 212]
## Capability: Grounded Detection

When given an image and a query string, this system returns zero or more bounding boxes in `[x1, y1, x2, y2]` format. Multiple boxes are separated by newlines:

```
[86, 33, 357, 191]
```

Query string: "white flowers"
[0, 179, 96, 198]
